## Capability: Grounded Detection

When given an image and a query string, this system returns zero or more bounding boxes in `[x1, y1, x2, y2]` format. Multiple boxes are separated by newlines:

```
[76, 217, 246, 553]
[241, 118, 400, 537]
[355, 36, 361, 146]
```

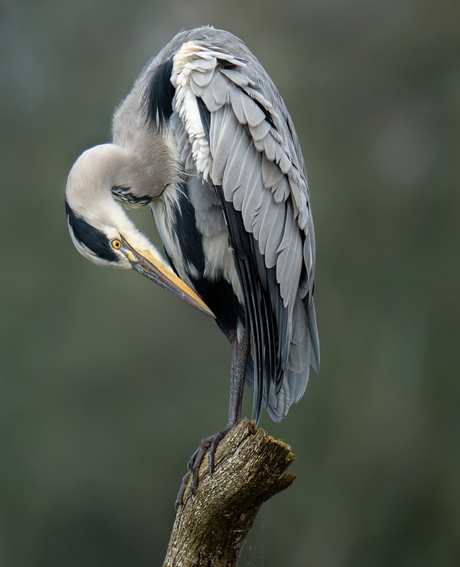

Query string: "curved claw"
[190, 438, 213, 496]
[175, 428, 231, 509]
[175, 469, 192, 509]
[208, 429, 228, 476]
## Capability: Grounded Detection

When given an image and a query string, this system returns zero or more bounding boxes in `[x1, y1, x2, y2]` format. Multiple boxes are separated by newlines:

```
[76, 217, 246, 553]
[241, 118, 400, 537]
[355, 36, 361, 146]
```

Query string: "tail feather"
[245, 296, 319, 421]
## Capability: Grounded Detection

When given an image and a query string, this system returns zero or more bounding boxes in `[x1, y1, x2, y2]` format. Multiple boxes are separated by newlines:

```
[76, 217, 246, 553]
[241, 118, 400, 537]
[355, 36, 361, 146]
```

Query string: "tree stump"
[163, 419, 296, 566]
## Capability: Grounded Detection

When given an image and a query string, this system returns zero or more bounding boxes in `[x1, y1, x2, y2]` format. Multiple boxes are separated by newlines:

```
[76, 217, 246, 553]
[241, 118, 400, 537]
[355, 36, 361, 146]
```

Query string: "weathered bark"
[163, 419, 296, 566]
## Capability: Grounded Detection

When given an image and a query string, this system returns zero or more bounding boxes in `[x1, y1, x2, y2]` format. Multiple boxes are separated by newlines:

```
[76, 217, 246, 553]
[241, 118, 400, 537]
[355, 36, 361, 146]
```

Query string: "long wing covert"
[169, 36, 318, 420]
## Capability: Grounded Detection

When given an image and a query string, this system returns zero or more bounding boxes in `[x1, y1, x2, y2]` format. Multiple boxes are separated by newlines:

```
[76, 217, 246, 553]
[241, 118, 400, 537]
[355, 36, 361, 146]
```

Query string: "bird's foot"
[175, 427, 230, 508]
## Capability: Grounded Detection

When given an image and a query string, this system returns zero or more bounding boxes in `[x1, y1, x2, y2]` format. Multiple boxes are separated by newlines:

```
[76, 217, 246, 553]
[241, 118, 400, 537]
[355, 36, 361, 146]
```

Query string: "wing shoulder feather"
[170, 40, 315, 305]
[169, 37, 319, 420]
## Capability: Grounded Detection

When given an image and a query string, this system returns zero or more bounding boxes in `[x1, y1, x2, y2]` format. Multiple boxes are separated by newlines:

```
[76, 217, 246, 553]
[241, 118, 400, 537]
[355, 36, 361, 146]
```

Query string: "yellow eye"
[111, 239, 122, 250]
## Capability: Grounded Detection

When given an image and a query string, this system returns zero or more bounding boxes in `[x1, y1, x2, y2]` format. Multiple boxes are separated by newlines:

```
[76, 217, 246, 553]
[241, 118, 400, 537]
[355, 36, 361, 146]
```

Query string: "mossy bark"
[163, 419, 296, 566]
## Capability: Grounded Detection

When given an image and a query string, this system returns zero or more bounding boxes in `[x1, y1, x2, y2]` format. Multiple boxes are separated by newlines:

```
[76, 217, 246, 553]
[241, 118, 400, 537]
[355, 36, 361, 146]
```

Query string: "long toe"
[175, 428, 231, 507]
[175, 434, 214, 508]
[208, 428, 230, 476]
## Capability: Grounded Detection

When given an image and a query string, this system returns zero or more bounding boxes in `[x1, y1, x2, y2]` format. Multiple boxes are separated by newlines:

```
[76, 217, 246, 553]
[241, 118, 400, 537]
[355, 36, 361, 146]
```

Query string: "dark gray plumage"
[66, 26, 319, 496]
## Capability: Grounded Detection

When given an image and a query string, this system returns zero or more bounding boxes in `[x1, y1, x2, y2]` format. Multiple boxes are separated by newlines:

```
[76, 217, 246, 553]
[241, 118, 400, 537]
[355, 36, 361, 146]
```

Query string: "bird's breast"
[150, 182, 239, 291]
[150, 182, 243, 334]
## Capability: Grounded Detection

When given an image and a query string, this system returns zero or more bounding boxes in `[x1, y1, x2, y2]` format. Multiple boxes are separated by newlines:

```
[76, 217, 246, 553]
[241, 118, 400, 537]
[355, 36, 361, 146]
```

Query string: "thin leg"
[207, 328, 248, 472]
[175, 327, 249, 508]
[227, 326, 249, 428]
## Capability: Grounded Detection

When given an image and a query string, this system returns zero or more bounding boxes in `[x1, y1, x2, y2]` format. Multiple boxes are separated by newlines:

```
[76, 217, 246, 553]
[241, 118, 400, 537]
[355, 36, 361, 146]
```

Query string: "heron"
[65, 26, 319, 502]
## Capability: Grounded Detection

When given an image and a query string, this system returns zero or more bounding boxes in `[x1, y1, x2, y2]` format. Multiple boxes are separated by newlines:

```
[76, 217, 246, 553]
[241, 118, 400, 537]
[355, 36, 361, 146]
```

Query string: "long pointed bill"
[122, 242, 214, 318]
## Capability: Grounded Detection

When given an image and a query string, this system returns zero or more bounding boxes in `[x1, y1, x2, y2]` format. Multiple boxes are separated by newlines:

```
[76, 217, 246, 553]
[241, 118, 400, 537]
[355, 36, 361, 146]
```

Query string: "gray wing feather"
[168, 29, 319, 420]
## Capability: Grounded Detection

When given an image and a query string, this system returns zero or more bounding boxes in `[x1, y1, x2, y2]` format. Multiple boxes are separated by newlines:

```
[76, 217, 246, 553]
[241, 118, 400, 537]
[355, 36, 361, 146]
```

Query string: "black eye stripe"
[111, 186, 152, 206]
[65, 200, 118, 262]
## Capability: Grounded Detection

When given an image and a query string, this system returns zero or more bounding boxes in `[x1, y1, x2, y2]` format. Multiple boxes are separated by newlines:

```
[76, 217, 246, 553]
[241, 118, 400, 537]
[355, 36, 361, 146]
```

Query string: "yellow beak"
[121, 240, 214, 318]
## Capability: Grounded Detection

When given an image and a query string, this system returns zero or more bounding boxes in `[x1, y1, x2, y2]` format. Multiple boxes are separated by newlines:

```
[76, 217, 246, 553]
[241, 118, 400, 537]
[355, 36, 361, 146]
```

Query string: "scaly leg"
[175, 327, 249, 508]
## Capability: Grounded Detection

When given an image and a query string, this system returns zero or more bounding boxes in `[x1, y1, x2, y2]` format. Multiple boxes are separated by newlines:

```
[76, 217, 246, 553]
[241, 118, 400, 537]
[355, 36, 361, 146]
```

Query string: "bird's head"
[65, 143, 213, 317]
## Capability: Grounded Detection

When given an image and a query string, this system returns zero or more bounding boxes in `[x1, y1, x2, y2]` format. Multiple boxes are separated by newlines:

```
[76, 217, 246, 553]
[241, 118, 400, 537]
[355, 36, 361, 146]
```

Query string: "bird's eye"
[111, 239, 122, 250]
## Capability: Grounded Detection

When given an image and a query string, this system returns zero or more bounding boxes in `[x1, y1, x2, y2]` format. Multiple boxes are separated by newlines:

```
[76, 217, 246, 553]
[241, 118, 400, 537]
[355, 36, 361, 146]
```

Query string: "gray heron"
[66, 26, 319, 502]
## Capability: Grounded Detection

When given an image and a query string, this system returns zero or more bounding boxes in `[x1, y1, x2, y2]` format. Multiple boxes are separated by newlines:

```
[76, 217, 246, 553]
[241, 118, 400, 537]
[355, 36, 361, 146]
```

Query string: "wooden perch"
[163, 419, 296, 566]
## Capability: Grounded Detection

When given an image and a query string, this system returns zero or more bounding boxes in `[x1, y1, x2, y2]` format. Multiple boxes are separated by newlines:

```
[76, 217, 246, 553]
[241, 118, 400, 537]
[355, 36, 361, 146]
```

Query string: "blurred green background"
[1, 0, 459, 565]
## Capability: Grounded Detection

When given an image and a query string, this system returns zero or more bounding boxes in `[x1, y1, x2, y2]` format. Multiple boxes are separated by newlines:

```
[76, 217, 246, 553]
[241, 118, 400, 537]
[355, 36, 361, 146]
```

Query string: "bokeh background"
[1, 0, 459, 565]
